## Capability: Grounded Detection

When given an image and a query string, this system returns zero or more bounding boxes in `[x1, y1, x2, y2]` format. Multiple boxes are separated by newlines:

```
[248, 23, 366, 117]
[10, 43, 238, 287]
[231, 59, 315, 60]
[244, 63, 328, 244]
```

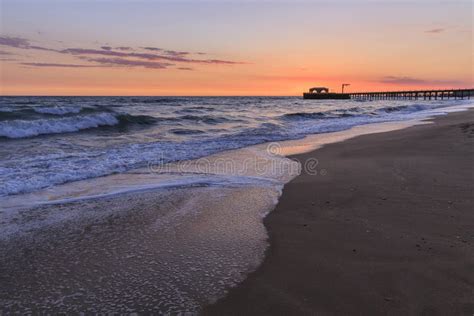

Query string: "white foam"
[0, 112, 119, 138]
[0, 143, 299, 215]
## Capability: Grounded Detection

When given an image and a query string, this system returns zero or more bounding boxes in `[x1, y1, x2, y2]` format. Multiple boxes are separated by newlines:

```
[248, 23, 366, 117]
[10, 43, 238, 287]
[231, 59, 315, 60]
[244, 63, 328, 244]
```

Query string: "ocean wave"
[0, 110, 30, 121]
[0, 96, 468, 197]
[179, 115, 236, 124]
[170, 128, 205, 135]
[381, 104, 426, 113]
[116, 114, 158, 125]
[9, 101, 37, 105]
[174, 106, 215, 114]
[0, 106, 92, 120]
[33, 106, 83, 115]
[380, 101, 456, 114]
[0, 113, 120, 138]
[130, 97, 183, 105]
[0, 112, 158, 139]
[282, 111, 357, 120]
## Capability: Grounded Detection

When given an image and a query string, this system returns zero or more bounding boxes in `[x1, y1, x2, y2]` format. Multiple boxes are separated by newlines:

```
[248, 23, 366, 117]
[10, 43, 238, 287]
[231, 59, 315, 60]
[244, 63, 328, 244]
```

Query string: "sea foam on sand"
[0, 144, 300, 314]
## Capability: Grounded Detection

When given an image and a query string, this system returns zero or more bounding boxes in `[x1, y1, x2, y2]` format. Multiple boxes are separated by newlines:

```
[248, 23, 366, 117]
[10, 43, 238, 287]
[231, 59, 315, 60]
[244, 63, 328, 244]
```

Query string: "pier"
[349, 88, 474, 100]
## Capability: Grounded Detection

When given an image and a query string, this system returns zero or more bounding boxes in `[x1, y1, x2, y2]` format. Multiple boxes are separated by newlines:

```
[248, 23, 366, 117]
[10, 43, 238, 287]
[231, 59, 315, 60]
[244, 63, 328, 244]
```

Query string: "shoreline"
[3, 102, 471, 212]
[1, 99, 470, 202]
[204, 109, 474, 315]
[0, 106, 472, 313]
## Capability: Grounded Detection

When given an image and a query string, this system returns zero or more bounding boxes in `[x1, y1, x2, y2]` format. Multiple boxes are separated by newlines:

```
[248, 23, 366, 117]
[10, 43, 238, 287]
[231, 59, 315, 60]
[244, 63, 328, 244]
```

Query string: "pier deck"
[349, 88, 473, 100]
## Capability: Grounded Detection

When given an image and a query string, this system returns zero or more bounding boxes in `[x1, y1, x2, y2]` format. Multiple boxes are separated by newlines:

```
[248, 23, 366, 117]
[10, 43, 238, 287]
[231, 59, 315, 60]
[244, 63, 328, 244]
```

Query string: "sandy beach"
[204, 110, 474, 315]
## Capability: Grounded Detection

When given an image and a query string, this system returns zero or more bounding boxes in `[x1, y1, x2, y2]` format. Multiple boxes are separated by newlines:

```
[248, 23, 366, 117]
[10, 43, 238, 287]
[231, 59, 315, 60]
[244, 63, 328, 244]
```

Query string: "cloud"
[62, 47, 244, 65]
[143, 47, 162, 51]
[425, 28, 445, 34]
[380, 76, 462, 85]
[380, 76, 425, 84]
[21, 58, 172, 69]
[29, 45, 57, 52]
[0, 36, 55, 51]
[1, 35, 246, 68]
[63, 48, 131, 57]
[195, 58, 245, 65]
[85, 57, 172, 69]
[164, 50, 189, 57]
[177, 67, 194, 71]
[0, 36, 30, 48]
[0, 50, 13, 56]
[21, 62, 99, 68]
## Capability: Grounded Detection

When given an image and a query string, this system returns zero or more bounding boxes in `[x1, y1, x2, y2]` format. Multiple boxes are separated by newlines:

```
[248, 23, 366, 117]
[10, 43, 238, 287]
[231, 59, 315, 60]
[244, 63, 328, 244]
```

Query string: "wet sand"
[204, 110, 474, 315]
[0, 185, 281, 313]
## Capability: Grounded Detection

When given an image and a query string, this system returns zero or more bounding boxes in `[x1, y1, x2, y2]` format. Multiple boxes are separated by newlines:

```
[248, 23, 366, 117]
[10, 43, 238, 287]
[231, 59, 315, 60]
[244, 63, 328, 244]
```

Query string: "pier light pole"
[342, 83, 350, 94]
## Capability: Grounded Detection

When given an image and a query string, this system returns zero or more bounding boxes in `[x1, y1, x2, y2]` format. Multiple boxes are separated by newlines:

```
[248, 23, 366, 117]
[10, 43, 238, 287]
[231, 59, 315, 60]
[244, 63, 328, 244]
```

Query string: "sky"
[0, 0, 472, 96]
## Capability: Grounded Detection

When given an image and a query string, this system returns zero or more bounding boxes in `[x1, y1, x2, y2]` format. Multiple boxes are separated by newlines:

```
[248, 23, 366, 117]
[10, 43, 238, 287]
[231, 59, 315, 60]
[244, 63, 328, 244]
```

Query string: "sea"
[0, 96, 472, 313]
[1, 96, 471, 198]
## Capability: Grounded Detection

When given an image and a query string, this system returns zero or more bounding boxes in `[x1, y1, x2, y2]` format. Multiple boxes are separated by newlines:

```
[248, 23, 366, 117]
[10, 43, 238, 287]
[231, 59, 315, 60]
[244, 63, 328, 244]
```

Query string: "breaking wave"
[0, 113, 157, 139]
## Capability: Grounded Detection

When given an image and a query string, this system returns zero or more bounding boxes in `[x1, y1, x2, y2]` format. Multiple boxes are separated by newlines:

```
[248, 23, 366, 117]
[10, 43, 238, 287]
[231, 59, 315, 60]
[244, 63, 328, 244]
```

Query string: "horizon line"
[2, 87, 473, 98]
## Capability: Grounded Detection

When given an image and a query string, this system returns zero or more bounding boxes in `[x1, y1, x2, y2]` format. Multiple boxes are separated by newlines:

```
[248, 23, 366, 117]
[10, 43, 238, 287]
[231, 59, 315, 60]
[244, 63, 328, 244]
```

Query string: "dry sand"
[204, 110, 474, 315]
